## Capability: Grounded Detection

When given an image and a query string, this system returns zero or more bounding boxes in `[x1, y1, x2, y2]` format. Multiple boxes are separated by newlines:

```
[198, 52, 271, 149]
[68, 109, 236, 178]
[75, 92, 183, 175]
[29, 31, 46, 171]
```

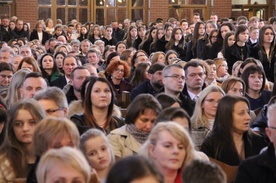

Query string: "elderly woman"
[108, 94, 162, 159]
[191, 85, 225, 149]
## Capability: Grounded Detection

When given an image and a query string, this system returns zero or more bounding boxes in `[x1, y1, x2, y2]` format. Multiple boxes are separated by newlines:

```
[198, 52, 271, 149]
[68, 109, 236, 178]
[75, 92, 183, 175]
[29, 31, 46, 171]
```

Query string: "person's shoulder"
[109, 124, 127, 135]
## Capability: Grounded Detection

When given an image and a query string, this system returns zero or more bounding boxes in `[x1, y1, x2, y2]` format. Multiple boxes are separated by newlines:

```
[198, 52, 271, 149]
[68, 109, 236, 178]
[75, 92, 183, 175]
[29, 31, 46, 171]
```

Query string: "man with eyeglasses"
[34, 87, 68, 118]
[234, 103, 276, 183]
[160, 64, 194, 116]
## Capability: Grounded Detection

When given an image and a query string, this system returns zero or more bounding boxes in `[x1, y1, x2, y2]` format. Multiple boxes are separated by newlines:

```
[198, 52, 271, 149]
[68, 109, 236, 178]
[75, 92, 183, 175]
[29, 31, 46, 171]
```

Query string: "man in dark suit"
[0, 16, 10, 42]
[131, 63, 165, 101]
[111, 21, 125, 41]
[51, 56, 78, 89]
[8, 19, 29, 40]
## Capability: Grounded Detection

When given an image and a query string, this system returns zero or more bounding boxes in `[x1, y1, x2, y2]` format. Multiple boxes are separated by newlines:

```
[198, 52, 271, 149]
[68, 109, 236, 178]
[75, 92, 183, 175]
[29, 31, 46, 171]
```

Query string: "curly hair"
[106, 60, 131, 78]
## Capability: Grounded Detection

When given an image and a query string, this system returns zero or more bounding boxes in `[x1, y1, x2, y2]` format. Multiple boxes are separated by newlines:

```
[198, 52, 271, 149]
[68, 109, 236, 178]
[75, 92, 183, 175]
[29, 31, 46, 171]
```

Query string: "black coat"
[29, 30, 51, 45]
[250, 43, 276, 82]
[224, 42, 251, 74]
[50, 75, 67, 90]
[234, 143, 276, 183]
[201, 132, 267, 166]
[9, 28, 29, 40]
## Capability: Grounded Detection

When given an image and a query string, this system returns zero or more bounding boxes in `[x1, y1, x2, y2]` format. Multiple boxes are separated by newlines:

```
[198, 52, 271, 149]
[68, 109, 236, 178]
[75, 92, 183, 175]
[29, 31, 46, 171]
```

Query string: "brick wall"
[14, 0, 38, 29]
[0, 0, 273, 28]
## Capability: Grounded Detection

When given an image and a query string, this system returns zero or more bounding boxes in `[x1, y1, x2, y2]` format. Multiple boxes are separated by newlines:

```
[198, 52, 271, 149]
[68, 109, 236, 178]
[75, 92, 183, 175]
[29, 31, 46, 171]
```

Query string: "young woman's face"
[45, 162, 86, 183]
[150, 130, 185, 171]
[174, 29, 183, 41]
[13, 109, 38, 145]
[158, 30, 164, 39]
[94, 27, 100, 36]
[238, 29, 249, 43]
[221, 25, 231, 39]
[210, 32, 218, 44]
[202, 92, 224, 119]
[227, 35, 235, 47]
[134, 108, 157, 133]
[91, 81, 112, 109]
[227, 82, 244, 96]
[206, 23, 215, 35]
[216, 61, 228, 77]
[151, 29, 157, 39]
[81, 27, 87, 34]
[106, 27, 113, 36]
[111, 65, 125, 80]
[55, 54, 64, 68]
[130, 28, 137, 38]
[248, 72, 263, 93]
[232, 101, 250, 134]
[263, 28, 274, 44]
[117, 43, 126, 55]
[167, 53, 177, 64]
[138, 28, 146, 38]
[56, 28, 62, 36]
[157, 54, 165, 63]
[165, 26, 173, 37]
[42, 55, 54, 70]
[85, 136, 112, 171]
[198, 24, 205, 36]
[207, 64, 216, 79]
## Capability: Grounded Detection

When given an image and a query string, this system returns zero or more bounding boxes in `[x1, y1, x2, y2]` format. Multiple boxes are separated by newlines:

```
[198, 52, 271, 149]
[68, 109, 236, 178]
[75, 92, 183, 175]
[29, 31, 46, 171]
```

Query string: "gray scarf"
[126, 124, 150, 144]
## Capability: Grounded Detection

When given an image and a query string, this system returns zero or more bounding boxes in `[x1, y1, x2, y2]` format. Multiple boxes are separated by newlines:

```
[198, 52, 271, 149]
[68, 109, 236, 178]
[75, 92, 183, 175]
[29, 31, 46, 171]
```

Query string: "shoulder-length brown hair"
[83, 77, 115, 129]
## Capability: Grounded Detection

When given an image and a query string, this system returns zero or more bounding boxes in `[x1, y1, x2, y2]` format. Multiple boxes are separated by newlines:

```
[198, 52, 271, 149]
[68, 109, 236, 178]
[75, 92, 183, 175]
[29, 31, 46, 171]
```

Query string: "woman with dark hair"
[141, 27, 157, 55]
[242, 65, 271, 111]
[71, 77, 124, 135]
[155, 93, 181, 109]
[124, 25, 137, 48]
[0, 99, 45, 182]
[115, 41, 127, 55]
[39, 53, 62, 82]
[250, 25, 276, 82]
[54, 51, 66, 73]
[17, 57, 41, 73]
[197, 20, 217, 59]
[77, 25, 88, 42]
[218, 31, 235, 58]
[108, 94, 162, 158]
[155, 23, 173, 52]
[201, 29, 219, 60]
[150, 27, 164, 53]
[133, 26, 146, 50]
[106, 155, 164, 183]
[88, 24, 102, 44]
[130, 62, 150, 89]
[186, 21, 205, 61]
[166, 27, 186, 60]
[164, 50, 178, 65]
[208, 22, 235, 59]
[225, 25, 251, 74]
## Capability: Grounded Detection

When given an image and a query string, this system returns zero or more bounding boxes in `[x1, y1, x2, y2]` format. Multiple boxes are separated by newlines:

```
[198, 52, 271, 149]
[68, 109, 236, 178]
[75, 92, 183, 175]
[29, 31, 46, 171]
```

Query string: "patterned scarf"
[126, 124, 150, 144]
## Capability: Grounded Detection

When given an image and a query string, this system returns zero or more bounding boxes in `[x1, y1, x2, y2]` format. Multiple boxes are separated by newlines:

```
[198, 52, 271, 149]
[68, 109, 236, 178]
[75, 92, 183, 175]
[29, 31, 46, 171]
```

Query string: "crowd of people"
[0, 12, 276, 183]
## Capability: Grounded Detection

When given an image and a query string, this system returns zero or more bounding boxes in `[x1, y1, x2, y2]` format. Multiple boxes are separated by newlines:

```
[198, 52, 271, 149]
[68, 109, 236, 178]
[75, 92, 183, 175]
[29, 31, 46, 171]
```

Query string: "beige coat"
[0, 154, 16, 182]
[108, 125, 141, 158]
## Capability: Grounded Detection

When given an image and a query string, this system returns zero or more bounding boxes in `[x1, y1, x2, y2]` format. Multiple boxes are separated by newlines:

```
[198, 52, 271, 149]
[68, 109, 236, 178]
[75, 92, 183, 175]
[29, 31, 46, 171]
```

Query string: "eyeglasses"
[115, 68, 125, 73]
[164, 75, 185, 80]
[45, 107, 63, 114]
[204, 99, 220, 104]
[269, 126, 276, 130]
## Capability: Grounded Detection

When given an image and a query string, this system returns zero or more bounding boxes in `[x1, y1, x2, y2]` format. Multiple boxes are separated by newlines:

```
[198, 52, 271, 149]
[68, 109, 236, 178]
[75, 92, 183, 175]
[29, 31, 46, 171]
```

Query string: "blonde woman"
[191, 85, 225, 149]
[139, 122, 198, 183]
[36, 147, 91, 183]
